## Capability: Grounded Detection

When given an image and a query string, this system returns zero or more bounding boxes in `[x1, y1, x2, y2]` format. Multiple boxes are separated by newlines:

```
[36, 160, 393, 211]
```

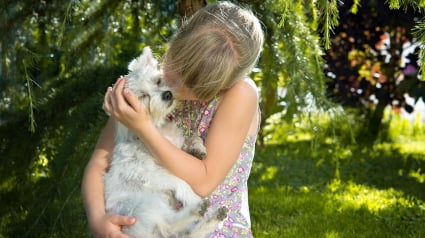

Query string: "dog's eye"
[156, 79, 161, 86]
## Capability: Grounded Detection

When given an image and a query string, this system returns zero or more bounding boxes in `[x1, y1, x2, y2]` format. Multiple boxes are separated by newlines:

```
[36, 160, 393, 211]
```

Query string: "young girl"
[82, 1, 264, 237]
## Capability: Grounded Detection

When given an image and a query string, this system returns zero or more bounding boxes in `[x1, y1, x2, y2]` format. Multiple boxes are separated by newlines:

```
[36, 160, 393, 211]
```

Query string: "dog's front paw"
[183, 136, 207, 160]
[216, 206, 228, 221]
[198, 199, 210, 216]
[188, 148, 207, 160]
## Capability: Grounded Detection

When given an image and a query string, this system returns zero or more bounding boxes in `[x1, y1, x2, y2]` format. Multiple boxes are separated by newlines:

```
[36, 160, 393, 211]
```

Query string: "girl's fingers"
[110, 214, 136, 226]
[123, 88, 141, 112]
[111, 78, 128, 110]
[112, 78, 126, 97]
[103, 86, 113, 115]
[104, 77, 126, 115]
[111, 77, 141, 113]
[103, 77, 146, 123]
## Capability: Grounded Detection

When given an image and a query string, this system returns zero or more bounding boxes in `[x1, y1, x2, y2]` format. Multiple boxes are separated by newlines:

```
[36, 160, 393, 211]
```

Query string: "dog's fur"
[103, 47, 227, 238]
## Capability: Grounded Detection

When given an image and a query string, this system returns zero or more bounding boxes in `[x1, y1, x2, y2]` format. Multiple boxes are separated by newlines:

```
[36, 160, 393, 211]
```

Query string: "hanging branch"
[23, 59, 39, 133]
[412, 18, 425, 80]
[178, 0, 207, 18]
[316, 0, 339, 49]
[386, 0, 425, 10]
[349, 0, 361, 14]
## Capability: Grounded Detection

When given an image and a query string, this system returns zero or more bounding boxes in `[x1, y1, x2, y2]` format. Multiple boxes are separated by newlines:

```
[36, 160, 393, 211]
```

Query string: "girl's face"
[162, 63, 180, 88]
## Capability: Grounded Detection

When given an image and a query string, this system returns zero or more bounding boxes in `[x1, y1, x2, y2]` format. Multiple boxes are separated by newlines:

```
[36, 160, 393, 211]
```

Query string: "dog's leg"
[198, 199, 209, 216]
[183, 136, 207, 160]
[165, 198, 213, 237]
[215, 206, 229, 220]
[184, 205, 229, 238]
[170, 199, 228, 238]
[165, 190, 185, 212]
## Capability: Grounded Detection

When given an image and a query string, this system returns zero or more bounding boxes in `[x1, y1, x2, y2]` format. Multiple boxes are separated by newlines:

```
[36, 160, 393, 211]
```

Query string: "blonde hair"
[163, 1, 264, 101]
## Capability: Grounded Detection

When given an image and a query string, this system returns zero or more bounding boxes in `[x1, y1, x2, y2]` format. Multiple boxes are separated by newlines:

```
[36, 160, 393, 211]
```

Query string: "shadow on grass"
[338, 143, 425, 201]
[248, 141, 425, 237]
[249, 188, 424, 238]
[250, 141, 425, 200]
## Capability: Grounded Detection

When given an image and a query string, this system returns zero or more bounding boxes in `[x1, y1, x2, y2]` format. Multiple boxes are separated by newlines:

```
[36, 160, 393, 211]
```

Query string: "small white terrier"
[103, 47, 227, 238]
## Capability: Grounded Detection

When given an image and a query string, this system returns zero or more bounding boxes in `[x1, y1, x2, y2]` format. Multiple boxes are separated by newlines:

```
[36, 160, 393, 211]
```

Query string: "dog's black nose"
[162, 91, 173, 101]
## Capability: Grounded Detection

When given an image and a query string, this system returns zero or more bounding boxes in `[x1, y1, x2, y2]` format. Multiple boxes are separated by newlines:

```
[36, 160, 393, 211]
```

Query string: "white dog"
[103, 47, 227, 238]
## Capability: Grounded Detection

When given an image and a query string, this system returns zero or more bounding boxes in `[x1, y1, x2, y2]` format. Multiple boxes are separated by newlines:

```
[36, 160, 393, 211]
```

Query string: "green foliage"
[1, 0, 425, 237]
[386, 0, 425, 10]
[412, 18, 425, 80]
[23, 59, 38, 132]
[243, 0, 336, 145]
[263, 107, 355, 148]
[277, 1, 330, 116]
[0, 65, 124, 237]
[0, 2, 184, 236]
[386, 0, 425, 79]
[349, 0, 362, 14]
[0, 0, 178, 127]
[381, 106, 425, 142]
[316, 0, 339, 49]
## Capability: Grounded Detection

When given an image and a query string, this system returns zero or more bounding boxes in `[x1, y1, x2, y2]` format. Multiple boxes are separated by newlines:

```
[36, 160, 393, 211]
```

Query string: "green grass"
[1, 108, 425, 237]
[249, 111, 425, 237]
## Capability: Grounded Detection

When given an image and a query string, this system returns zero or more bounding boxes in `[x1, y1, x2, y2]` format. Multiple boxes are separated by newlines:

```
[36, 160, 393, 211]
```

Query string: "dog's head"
[125, 46, 175, 127]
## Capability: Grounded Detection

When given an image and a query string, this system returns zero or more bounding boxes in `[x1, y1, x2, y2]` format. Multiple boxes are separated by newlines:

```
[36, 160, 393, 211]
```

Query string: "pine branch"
[278, 1, 333, 115]
[412, 17, 425, 80]
[349, 0, 361, 14]
[316, 0, 339, 49]
[57, 0, 76, 47]
[386, 0, 425, 11]
[23, 59, 37, 133]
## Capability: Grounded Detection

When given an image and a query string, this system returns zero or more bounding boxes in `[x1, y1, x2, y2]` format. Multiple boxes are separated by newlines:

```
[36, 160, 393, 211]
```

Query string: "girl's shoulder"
[240, 77, 258, 92]
[220, 77, 259, 104]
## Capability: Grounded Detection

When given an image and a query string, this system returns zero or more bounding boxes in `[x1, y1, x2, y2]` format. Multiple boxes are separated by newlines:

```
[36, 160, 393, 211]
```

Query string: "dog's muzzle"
[162, 91, 173, 101]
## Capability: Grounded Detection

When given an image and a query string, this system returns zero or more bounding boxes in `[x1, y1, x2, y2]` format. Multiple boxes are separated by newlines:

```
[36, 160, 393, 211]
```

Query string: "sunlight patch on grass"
[327, 179, 409, 213]
[286, 132, 312, 142]
[392, 141, 425, 155]
[409, 168, 425, 183]
[374, 141, 425, 184]
[384, 107, 425, 142]
[375, 140, 425, 157]
[260, 166, 278, 181]
[325, 231, 341, 238]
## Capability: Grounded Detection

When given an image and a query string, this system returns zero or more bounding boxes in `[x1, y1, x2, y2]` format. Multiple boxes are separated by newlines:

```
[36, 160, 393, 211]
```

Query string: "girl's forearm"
[136, 121, 211, 197]
[82, 118, 115, 226]
[82, 159, 107, 226]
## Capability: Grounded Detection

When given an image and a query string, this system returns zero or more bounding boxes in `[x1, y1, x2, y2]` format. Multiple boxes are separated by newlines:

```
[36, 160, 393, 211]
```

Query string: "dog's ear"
[142, 47, 157, 67]
[128, 46, 157, 72]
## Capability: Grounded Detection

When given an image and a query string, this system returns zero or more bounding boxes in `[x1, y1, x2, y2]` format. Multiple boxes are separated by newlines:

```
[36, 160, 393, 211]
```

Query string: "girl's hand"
[103, 77, 151, 132]
[89, 213, 136, 238]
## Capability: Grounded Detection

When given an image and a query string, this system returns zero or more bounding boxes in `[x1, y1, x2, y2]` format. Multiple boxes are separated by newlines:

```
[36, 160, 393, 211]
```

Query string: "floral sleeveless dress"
[172, 97, 257, 238]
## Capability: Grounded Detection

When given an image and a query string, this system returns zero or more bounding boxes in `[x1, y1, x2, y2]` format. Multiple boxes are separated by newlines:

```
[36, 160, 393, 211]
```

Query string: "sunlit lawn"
[1, 108, 424, 238]
[249, 113, 425, 237]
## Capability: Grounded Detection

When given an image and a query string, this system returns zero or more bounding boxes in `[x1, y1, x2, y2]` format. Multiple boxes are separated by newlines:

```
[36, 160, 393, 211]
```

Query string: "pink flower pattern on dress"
[172, 97, 256, 238]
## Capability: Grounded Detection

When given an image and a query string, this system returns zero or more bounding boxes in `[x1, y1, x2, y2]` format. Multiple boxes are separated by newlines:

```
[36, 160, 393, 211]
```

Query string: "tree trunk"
[178, 0, 207, 18]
